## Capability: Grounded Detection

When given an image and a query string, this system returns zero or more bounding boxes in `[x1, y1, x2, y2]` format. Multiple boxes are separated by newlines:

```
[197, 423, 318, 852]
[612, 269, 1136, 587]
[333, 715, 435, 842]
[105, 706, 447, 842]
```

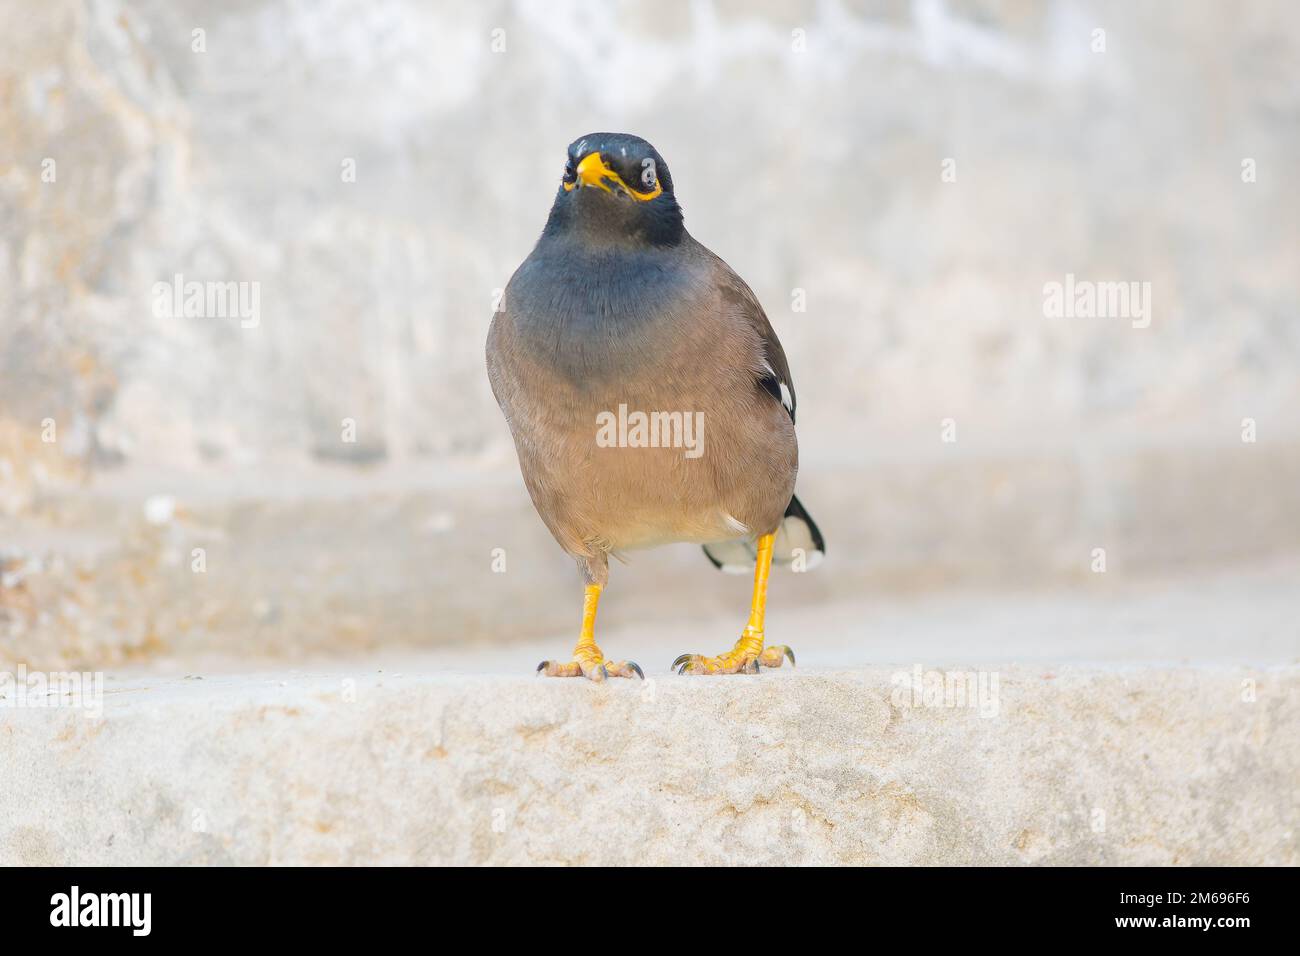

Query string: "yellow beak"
[576, 152, 616, 191]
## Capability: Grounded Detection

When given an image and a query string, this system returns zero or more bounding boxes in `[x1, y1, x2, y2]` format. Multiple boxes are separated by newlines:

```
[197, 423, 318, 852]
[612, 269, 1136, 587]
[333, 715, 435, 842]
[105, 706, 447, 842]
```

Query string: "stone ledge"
[2, 665, 1295, 865]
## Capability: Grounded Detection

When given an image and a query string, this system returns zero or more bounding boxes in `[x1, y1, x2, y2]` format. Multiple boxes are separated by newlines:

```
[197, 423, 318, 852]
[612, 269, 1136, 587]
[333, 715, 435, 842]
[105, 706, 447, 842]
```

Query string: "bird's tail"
[702, 494, 825, 574]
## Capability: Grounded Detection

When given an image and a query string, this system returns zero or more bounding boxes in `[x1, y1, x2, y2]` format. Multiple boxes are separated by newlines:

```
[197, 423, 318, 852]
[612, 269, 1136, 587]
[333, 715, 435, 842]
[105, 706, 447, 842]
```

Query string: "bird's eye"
[562, 160, 576, 184]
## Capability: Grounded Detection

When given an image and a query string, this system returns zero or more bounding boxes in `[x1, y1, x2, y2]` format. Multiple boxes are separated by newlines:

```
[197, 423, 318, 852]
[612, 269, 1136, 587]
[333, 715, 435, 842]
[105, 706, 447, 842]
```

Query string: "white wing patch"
[761, 360, 793, 414]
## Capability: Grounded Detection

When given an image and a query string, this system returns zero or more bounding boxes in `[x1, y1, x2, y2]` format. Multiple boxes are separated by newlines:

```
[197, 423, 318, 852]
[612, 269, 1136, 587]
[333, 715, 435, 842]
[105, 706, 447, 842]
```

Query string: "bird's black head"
[542, 132, 684, 248]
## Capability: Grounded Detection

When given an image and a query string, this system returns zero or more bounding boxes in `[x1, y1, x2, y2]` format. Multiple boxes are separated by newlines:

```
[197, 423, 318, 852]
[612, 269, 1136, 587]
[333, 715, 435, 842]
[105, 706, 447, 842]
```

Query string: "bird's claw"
[603, 660, 644, 680]
[536, 657, 642, 681]
[672, 643, 795, 675]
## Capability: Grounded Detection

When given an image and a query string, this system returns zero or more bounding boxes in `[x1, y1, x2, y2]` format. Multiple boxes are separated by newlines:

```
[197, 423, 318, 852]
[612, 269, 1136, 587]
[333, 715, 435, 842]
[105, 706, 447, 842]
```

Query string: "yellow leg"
[673, 532, 796, 675]
[537, 584, 644, 681]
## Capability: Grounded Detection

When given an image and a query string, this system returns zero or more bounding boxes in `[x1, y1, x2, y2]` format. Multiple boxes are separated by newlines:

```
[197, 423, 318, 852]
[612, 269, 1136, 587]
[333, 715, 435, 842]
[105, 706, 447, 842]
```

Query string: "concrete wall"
[1, 0, 1298, 668]
[4, 0, 1297, 462]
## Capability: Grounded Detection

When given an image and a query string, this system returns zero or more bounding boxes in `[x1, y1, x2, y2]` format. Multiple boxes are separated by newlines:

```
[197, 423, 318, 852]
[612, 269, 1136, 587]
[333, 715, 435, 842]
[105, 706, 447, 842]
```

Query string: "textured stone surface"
[2, 664, 1295, 865]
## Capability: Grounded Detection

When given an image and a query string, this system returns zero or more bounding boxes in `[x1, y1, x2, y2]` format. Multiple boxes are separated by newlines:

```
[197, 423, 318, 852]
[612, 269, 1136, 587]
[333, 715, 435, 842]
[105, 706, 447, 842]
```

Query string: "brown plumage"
[486, 133, 821, 680]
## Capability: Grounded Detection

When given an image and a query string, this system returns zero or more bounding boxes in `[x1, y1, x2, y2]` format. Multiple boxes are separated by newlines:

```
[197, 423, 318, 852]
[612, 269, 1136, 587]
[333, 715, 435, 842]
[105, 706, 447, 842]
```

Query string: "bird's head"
[542, 132, 684, 248]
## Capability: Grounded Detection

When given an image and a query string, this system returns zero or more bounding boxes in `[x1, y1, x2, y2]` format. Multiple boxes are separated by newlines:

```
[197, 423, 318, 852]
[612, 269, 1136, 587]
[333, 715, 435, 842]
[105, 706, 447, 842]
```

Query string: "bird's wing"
[695, 244, 825, 572]
[706, 250, 797, 424]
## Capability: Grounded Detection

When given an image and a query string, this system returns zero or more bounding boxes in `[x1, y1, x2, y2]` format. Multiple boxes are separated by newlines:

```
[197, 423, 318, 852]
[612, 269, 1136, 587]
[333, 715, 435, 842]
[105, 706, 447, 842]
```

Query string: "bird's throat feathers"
[542, 184, 684, 249]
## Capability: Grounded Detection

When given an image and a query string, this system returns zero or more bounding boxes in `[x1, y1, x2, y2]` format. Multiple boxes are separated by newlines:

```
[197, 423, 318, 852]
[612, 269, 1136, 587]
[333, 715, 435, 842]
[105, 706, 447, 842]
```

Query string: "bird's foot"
[672, 631, 795, 675]
[537, 645, 643, 682]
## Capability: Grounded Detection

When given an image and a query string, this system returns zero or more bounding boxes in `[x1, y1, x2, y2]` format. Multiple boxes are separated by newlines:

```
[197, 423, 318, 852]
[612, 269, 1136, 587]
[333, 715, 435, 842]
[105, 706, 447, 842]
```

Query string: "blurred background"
[1, 0, 1297, 671]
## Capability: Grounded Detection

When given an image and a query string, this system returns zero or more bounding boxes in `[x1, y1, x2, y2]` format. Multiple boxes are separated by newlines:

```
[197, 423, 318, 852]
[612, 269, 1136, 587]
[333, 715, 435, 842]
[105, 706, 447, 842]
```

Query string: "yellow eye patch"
[563, 152, 662, 201]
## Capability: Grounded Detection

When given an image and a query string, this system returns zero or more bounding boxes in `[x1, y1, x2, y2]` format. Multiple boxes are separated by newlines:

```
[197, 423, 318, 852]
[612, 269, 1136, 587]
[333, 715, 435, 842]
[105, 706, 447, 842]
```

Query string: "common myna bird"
[486, 132, 823, 680]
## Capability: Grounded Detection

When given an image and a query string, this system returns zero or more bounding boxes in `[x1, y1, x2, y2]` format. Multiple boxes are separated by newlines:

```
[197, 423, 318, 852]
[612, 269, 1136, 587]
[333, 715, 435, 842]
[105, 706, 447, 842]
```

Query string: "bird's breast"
[505, 244, 708, 386]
